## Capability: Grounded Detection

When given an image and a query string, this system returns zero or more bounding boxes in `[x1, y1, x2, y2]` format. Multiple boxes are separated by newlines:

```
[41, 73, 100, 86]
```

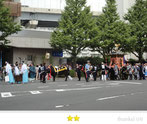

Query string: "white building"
[116, 0, 136, 20]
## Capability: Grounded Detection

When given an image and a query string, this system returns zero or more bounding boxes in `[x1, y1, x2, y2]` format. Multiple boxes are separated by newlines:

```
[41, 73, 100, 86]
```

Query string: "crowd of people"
[76, 61, 147, 82]
[0, 60, 147, 84]
[2, 61, 29, 84]
[0, 61, 41, 84]
[0, 61, 70, 84]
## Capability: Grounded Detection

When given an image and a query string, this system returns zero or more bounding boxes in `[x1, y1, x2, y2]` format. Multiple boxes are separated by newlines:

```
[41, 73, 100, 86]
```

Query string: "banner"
[52, 51, 63, 57]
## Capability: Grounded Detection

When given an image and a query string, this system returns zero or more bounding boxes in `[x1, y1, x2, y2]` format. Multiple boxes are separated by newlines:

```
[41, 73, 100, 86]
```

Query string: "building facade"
[3, 0, 146, 66]
[5, 2, 101, 66]
[4, 1, 62, 66]
[4, 0, 21, 22]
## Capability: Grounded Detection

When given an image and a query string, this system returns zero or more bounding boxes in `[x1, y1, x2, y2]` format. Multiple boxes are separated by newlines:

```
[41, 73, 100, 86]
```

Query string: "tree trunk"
[132, 51, 144, 63]
[138, 52, 144, 63]
[71, 55, 77, 69]
[103, 54, 106, 63]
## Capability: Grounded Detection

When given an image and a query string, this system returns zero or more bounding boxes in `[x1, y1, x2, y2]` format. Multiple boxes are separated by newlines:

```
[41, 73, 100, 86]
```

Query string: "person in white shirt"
[35, 65, 39, 80]
[14, 63, 21, 84]
[5, 62, 15, 84]
[85, 60, 91, 82]
[101, 62, 107, 81]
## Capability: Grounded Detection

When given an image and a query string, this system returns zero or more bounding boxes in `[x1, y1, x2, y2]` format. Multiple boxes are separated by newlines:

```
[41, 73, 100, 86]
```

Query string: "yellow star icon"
[67, 115, 73, 121]
[74, 115, 80, 121]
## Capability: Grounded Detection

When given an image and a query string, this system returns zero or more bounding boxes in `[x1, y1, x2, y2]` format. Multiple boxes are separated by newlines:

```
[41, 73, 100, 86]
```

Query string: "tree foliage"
[0, 0, 21, 45]
[91, 0, 133, 60]
[50, 0, 99, 66]
[124, 0, 147, 62]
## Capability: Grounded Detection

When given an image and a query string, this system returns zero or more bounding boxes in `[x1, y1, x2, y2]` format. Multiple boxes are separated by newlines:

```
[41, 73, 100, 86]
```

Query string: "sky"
[21, 0, 106, 12]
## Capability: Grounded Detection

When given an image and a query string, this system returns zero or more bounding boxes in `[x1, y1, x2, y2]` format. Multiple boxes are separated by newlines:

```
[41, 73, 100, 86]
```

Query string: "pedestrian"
[133, 64, 139, 80]
[21, 61, 28, 83]
[14, 63, 21, 84]
[1, 67, 5, 81]
[142, 63, 146, 80]
[85, 60, 91, 82]
[5, 62, 15, 84]
[145, 63, 147, 79]
[101, 62, 107, 81]
[114, 63, 119, 80]
[121, 64, 128, 80]
[139, 63, 143, 80]
[41, 63, 46, 83]
[35, 65, 39, 80]
[91, 65, 97, 81]
[39, 64, 43, 80]
[128, 64, 133, 80]
[76, 64, 81, 81]
[29, 63, 36, 81]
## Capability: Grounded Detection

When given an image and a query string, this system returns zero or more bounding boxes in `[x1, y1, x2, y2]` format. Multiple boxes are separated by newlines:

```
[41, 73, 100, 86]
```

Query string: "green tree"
[124, 0, 147, 62]
[91, 0, 132, 61]
[0, 0, 21, 45]
[50, 0, 99, 67]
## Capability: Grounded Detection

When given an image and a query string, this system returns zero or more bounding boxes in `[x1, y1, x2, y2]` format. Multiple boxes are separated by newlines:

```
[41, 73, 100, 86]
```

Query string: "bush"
[67, 56, 104, 65]
[57, 70, 76, 78]
[69, 69, 76, 77]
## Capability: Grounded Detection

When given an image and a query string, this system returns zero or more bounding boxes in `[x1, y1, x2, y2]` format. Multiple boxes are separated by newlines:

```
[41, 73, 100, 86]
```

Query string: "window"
[27, 55, 33, 61]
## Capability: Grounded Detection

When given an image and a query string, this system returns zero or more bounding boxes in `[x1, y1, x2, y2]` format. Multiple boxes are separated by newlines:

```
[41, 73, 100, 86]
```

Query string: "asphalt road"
[0, 78, 147, 110]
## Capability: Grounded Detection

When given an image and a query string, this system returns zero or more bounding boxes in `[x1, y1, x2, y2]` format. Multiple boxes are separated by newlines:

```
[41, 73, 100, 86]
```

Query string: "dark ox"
[47, 65, 69, 81]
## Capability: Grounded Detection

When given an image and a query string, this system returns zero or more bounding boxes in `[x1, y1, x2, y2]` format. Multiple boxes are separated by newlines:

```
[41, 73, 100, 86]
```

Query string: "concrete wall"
[21, 6, 101, 21]
[12, 48, 60, 65]
[21, 0, 105, 12]
[8, 29, 52, 49]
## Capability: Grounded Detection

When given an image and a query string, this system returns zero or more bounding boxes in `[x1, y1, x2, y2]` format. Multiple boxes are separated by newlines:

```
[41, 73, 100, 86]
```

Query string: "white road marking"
[30, 91, 42, 94]
[55, 104, 69, 108]
[55, 87, 101, 92]
[1, 92, 15, 98]
[130, 92, 144, 95]
[109, 83, 120, 85]
[55, 105, 64, 108]
[96, 91, 144, 101]
[64, 87, 102, 91]
[110, 81, 142, 85]
[58, 85, 68, 87]
[97, 95, 125, 101]
[1, 83, 117, 95]
[0, 84, 119, 98]
[56, 89, 65, 92]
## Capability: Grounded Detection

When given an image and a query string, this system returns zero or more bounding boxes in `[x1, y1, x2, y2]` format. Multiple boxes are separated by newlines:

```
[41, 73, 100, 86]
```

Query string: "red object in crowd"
[47, 68, 52, 80]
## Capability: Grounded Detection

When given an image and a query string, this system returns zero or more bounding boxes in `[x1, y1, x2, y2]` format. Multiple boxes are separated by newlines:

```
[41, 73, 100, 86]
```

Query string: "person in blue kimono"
[29, 64, 36, 79]
[5, 62, 15, 84]
[21, 61, 28, 83]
